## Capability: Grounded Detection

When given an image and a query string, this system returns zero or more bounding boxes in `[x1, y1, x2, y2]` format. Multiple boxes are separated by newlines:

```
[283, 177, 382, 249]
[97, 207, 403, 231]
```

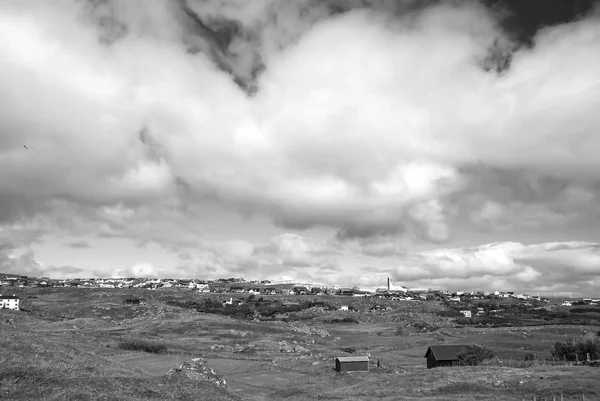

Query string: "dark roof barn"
[424, 345, 467, 369]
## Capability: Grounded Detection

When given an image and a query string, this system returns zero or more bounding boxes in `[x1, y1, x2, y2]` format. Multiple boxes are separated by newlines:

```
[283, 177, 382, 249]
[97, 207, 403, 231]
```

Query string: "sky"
[1, 0, 600, 295]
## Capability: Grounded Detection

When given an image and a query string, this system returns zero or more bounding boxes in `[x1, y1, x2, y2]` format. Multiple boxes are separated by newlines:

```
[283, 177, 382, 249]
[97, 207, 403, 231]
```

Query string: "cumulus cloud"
[1, 0, 599, 286]
[391, 241, 600, 295]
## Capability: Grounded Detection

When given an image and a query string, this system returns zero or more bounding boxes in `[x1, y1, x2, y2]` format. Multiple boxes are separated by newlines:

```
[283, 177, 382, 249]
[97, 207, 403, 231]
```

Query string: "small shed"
[424, 345, 467, 369]
[124, 298, 146, 305]
[335, 356, 369, 373]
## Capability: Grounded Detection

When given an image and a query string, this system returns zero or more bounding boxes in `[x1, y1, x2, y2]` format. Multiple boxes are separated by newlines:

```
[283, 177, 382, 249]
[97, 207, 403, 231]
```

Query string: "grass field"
[109, 353, 190, 375]
[3, 287, 600, 400]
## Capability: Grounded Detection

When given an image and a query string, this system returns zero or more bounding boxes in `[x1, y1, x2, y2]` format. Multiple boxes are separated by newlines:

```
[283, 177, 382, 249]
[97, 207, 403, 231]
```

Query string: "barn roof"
[335, 356, 369, 363]
[0, 295, 20, 299]
[424, 345, 467, 360]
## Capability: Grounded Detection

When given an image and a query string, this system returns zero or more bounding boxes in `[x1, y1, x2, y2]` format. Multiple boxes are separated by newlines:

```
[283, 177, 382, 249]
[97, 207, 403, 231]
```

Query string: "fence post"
[560, 391, 563, 401]
[533, 396, 536, 401]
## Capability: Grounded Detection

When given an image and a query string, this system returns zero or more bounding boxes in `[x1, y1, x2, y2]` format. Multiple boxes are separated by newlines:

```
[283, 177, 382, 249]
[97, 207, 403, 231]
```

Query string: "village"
[3, 273, 597, 305]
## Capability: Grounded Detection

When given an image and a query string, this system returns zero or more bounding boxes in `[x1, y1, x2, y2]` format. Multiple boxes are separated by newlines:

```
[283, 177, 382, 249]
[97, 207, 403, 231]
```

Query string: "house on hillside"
[292, 286, 309, 295]
[424, 345, 467, 369]
[210, 285, 228, 293]
[459, 310, 472, 318]
[0, 294, 20, 310]
[334, 356, 369, 373]
[262, 288, 277, 295]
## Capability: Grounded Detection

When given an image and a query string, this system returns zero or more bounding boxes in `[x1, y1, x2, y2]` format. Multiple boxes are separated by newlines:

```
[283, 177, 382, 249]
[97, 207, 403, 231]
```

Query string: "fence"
[480, 355, 600, 369]
[523, 393, 593, 401]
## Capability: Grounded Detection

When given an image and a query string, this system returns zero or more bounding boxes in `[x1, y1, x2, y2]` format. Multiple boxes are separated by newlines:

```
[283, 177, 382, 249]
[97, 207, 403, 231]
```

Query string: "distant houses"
[0, 294, 20, 310]
[459, 310, 472, 318]
[424, 345, 467, 369]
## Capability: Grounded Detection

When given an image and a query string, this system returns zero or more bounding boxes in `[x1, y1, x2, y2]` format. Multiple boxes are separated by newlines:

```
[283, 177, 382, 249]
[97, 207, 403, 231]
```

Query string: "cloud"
[115, 262, 161, 279]
[391, 241, 600, 295]
[0, 249, 86, 278]
[63, 240, 92, 249]
[0, 1, 599, 284]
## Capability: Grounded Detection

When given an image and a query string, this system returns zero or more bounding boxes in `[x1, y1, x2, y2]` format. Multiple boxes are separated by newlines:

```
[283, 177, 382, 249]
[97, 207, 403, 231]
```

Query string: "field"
[1, 287, 600, 400]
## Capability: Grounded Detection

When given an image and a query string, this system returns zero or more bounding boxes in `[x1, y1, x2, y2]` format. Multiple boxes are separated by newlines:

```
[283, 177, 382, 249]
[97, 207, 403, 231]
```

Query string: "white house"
[561, 301, 572, 307]
[0, 294, 20, 310]
[339, 305, 349, 311]
[459, 310, 472, 318]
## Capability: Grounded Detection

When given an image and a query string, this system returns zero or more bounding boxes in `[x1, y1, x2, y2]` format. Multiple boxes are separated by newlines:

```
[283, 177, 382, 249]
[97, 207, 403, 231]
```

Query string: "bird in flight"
[23, 145, 28, 149]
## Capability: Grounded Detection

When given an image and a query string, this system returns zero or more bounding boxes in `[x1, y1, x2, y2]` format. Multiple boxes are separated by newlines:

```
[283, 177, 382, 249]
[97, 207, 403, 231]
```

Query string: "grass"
[0, 326, 241, 400]
[4, 288, 600, 400]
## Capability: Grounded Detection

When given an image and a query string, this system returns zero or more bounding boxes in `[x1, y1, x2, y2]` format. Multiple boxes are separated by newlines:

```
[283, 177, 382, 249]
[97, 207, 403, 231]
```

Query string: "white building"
[459, 310, 472, 318]
[0, 294, 20, 310]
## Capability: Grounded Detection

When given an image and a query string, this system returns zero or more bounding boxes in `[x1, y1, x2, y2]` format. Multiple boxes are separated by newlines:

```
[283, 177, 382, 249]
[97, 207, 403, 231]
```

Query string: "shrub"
[456, 345, 496, 366]
[118, 339, 167, 354]
[323, 317, 359, 324]
[570, 307, 600, 314]
[552, 336, 600, 361]
[523, 353, 536, 361]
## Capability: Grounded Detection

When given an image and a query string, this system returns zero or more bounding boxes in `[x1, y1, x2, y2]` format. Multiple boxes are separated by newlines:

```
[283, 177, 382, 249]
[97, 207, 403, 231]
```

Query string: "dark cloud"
[486, 0, 600, 45]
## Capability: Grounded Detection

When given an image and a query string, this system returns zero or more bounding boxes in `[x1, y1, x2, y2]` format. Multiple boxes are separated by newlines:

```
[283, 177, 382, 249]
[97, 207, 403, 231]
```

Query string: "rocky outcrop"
[167, 358, 227, 388]
[289, 322, 329, 337]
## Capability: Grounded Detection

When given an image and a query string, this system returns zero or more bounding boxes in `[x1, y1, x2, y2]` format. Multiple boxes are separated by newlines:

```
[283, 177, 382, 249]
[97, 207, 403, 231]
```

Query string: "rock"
[167, 358, 227, 388]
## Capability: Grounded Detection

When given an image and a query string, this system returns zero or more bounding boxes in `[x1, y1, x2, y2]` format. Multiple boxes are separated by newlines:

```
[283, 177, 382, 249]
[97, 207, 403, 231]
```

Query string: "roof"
[424, 345, 467, 360]
[0, 295, 20, 299]
[335, 356, 369, 363]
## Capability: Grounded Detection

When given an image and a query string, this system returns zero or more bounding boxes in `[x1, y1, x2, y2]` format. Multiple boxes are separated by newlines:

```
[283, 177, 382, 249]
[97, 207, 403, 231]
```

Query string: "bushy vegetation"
[552, 335, 600, 361]
[456, 345, 496, 366]
[570, 307, 600, 314]
[452, 304, 600, 328]
[167, 298, 336, 321]
[322, 317, 359, 324]
[118, 339, 167, 354]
